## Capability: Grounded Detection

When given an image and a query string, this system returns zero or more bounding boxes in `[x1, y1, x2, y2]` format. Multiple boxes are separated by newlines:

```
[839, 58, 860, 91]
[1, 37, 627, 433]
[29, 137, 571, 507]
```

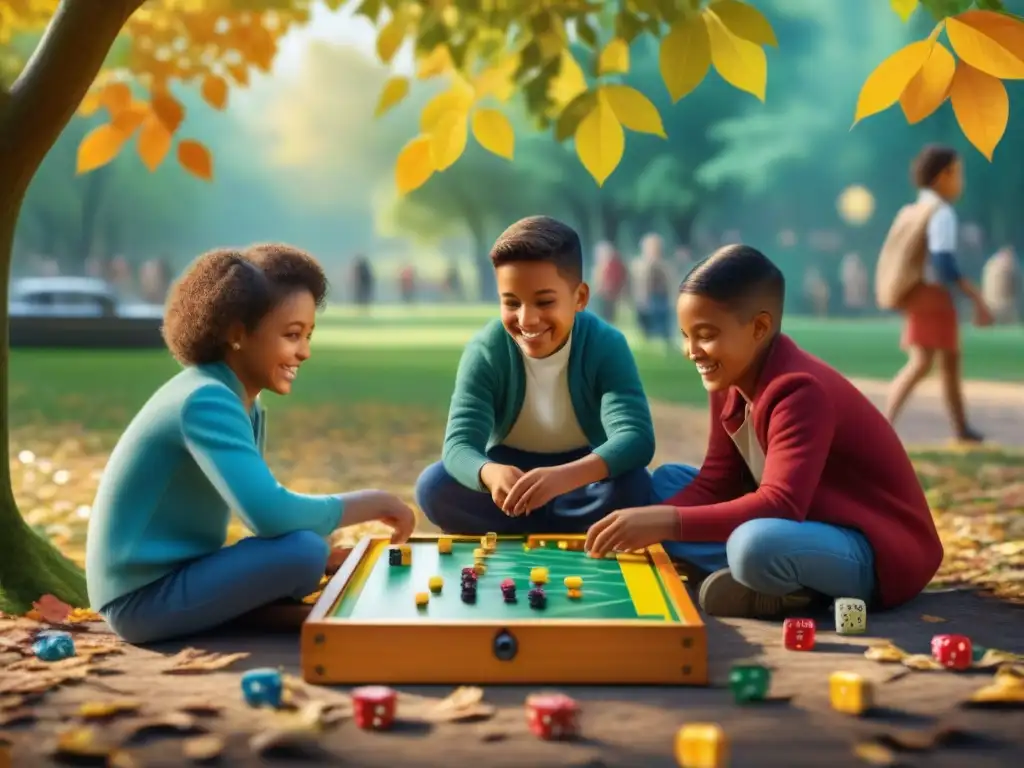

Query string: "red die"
[931, 634, 972, 670]
[526, 693, 579, 740]
[352, 685, 397, 730]
[782, 618, 816, 651]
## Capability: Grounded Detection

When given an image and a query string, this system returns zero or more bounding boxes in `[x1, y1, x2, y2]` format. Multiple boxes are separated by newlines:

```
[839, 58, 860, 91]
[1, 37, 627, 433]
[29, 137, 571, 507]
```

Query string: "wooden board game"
[301, 534, 707, 685]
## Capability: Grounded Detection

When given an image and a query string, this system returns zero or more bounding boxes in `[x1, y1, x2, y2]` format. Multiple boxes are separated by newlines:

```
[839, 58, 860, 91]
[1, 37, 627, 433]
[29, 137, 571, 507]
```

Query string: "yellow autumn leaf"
[151, 91, 185, 133]
[99, 82, 132, 114]
[178, 139, 213, 181]
[471, 108, 514, 160]
[417, 45, 453, 79]
[900, 41, 955, 123]
[948, 60, 1008, 160]
[137, 117, 173, 172]
[375, 76, 410, 118]
[376, 18, 406, 64]
[77, 90, 102, 118]
[704, 8, 767, 100]
[429, 110, 468, 171]
[201, 75, 228, 110]
[709, 0, 777, 47]
[953, 11, 1024, 62]
[76, 124, 129, 174]
[598, 38, 630, 74]
[395, 135, 435, 194]
[601, 84, 666, 137]
[659, 15, 712, 102]
[110, 103, 148, 135]
[891, 0, 919, 23]
[574, 91, 624, 187]
[549, 50, 588, 107]
[420, 82, 474, 134]
[473, 55, 519, 102]
[853, 40, 931, 123]
[946, 15, 1024, 80]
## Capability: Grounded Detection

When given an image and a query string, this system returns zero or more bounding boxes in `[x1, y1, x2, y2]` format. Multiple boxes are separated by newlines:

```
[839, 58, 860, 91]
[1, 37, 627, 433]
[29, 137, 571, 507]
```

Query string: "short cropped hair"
[490, 215, 583, 282]
[162, 243, 328, 365]
[680, 244, 785, 323]
[912, 144, 959, 188]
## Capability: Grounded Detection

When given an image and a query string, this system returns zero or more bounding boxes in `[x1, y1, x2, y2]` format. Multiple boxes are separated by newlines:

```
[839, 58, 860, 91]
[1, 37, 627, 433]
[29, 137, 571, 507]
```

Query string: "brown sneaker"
[698, 568, 813, 619]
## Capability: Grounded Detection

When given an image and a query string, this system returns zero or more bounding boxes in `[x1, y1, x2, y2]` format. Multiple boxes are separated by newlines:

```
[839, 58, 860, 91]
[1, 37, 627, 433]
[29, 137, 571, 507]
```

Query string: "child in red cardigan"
[585, 245, 943, 619]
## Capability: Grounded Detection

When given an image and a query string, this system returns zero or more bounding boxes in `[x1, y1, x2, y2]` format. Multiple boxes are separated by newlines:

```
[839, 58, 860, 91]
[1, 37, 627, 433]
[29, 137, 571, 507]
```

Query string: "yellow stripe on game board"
[340, 540, 385, 606]
[618, 554, 671, 620]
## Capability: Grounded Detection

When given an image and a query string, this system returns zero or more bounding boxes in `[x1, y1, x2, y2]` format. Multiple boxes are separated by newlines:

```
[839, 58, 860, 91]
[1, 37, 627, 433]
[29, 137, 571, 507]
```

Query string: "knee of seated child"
[414, 461, 457, 517]
[276, 530, 329, 585]
[725, 518, 791, 590]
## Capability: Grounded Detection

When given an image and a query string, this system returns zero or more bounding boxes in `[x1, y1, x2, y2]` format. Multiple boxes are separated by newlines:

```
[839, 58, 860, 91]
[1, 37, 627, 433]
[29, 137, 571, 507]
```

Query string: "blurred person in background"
[592, 240, 628, 324]
[631, 232, 675, 350]
[981, 245, 1020, 325]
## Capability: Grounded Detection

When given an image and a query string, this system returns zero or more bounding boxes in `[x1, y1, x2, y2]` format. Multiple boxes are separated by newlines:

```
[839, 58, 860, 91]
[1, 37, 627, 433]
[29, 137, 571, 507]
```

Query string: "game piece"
[473, 562, 486, 575]
[558, 540, 569, 550]
[241, 668, 283, 708]
[461, 585, 477, 603]
[829, 671, 873, 715]
[525, 693, 579, 740]
[782, 618, 815, 651]
[32, 630, 75, 662]
[567, 588, 582, 600]
[528, 587, 547, 609]
[429, 576, 444, 593]
[564, 576, 583, 590]
[388, 546, 402, 566]
[474, 547, 487, 559]
[500, 578, 517, 602]
[530, 567, 549, 585]
[931, 634, 972, 670]
[728, 664, 770, 703]
[415, 591, 429, 608]
[437, 537, 452, 554]
[399, 545, 411, 566]
[834, 597, 867, 635]
[485, 532, 497, 548]
[461, 566, 477, 580]
[674, 723, 728, 768]
[352, 685, 397, 730]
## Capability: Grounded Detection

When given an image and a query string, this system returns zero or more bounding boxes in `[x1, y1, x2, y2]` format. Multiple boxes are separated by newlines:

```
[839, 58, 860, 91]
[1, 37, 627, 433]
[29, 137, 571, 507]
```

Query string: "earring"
[231, 342, 241, 350]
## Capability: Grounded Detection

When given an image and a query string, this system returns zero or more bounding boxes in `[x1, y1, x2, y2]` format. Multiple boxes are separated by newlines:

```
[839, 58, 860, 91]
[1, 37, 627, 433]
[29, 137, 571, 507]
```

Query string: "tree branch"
[0, 0, 143, 195]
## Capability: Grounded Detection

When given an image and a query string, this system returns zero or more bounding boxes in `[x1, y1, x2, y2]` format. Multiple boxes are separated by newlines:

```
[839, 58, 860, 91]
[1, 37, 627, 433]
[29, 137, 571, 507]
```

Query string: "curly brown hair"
[162, 243, 329, 365]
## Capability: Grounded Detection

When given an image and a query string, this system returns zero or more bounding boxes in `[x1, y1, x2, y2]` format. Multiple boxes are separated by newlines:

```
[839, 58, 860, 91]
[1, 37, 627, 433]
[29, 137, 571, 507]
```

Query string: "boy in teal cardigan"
[415, 216, 656, 534]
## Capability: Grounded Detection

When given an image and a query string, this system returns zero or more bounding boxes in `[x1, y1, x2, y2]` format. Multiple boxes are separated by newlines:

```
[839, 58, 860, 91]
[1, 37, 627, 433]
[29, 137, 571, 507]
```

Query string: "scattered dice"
[428, 576, 444, 594]
[528, 587, 547, 610]
[483, 532, 498, 550]
[834, 597, 867, 635]
[461, 585, 477, 604]
[388, 546, 402, 567]
[32, 630, 75, 662]
[675, 723, 728, 767]
[931, 634, 972, 670]
[727, 664, 771, 703]
[415, 591, 429, 608]
[500, 578, 517, 602]
[352, 685, 397, 730]
[437, 537, 452, 555]
[782, 618, 816, 651]
[530, 567, 549, 585]
[829, 671, 873, 715]
[461, 567, 477, 584]
[241, 667, 283, 708]
[525, 693, 579, 740]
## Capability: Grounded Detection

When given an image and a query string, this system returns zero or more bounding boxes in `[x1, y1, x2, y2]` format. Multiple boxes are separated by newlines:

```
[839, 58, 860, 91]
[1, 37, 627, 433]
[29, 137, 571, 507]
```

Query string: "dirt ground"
[3, 379, 1023, 767]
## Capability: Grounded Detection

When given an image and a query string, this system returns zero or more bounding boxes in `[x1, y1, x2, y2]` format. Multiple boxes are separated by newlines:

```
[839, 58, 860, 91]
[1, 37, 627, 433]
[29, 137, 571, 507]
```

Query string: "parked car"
[8, 277, 165, 348]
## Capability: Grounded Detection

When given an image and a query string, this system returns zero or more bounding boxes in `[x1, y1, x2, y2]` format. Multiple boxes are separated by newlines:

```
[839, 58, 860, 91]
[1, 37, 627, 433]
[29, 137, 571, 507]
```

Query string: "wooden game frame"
[301, 534, 707, 686]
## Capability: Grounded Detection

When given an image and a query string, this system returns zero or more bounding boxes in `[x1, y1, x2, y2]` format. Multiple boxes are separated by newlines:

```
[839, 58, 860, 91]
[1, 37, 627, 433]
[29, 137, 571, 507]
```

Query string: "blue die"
[32, 630, 75, 661]
[241, 667, 283, 708]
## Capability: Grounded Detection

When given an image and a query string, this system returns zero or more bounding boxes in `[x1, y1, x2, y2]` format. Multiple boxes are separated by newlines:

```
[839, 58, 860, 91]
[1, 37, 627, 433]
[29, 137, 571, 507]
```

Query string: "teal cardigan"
[442, 310, 656, 490]
[84, 362, 344, 611]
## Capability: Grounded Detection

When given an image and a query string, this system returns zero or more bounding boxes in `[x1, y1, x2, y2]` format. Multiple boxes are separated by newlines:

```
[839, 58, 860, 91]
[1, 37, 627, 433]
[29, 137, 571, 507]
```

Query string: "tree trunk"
[0, 0, 144, 613]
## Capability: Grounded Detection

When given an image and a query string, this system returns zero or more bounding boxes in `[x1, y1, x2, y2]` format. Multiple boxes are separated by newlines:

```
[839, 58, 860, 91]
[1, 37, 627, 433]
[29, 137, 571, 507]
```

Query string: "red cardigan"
[667, 334, 943, 608]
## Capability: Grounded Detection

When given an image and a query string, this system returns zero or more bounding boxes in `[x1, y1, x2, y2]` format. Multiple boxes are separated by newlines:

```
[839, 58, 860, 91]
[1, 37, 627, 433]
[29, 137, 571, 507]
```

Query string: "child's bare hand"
[504, 466, 573, 516]
[584, 505, 679, 557]
[480, 463, 524, 512]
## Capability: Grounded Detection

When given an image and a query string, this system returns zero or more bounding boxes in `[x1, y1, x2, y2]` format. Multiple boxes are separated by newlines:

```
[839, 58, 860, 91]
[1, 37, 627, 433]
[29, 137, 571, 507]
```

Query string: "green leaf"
[555, 90, 598, 142]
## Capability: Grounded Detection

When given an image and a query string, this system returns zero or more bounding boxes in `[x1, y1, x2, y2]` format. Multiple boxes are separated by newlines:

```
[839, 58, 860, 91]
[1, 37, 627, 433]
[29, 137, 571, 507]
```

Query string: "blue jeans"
[652, 464, 877, 602]
[100, 530, 328, 644]
[416, 445, 653, 535]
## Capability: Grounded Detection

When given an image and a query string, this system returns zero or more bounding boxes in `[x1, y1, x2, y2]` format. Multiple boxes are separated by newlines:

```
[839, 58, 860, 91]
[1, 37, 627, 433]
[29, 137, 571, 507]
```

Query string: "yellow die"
[483, 532, 497, 550]
[529, 567, 549, 584]
[400, 545, 411, 566]
[428, 576, 444, 593]
[473, 562, 486, 575]
[829, 671, 874, 715]
[415, 592, 429, 607]
[437, 537, 453, 554]
[473, 547, 486, 560]
[564, 576, 583, 590]
[675, 723, 728, 768]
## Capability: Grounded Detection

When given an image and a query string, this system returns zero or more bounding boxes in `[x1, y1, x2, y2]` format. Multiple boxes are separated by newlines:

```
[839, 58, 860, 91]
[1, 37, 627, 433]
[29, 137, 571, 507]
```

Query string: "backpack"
[874, 198, 941, 310]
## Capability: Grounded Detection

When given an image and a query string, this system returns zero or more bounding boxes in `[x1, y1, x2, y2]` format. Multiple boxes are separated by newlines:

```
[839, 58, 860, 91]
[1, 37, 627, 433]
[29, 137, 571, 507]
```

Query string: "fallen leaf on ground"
[0, 631, 33, 654]
[78, 699, 141, 719]
[853, 740, 900, 766]
[162, 648, 250, 674]
[973, 648, 1024, 668]
[31, 595, 72, 624]
[183, 734, 226, 761]
[0, 653, 21, 667]
[123, 711, 204, 741]
[0, 666, 94, 695]
[901, 654, 945, 671]
[418, 686, 496, 723]
[108, 750, 142, 768]
[864, 644, 907, 663]
[0, 695, 30, 711]
[963, 665, 1024, 707]
[51, 726, 113, 759]
[920, 614, 945, 623]
[65, 608, 102, 624]
[7, 655, 92, 673]
[0, 708, 36, 727]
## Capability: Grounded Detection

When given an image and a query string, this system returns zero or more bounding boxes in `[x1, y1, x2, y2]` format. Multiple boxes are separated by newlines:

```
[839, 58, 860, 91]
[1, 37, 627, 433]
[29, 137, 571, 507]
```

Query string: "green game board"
[331, 540, 680, 622]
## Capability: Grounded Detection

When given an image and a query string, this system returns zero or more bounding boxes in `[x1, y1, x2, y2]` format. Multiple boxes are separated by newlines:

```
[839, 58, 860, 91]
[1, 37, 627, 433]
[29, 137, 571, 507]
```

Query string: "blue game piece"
[32, 630, 75, 661]
[241, 667, 284, 708]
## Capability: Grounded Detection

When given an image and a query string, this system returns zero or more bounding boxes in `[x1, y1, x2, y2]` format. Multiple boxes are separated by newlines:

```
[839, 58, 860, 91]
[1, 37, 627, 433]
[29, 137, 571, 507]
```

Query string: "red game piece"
[931, 634, 972, 670]
[525, 693, 579, 740]
[782, 618, 815, 651]
[501, 578, 515, 590]
[352, 685, 397, 730]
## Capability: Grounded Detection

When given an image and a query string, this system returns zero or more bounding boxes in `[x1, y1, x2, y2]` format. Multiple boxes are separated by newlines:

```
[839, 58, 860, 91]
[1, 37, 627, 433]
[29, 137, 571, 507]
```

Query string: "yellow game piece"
[567, 588, 582, 599]
[428, 576, 443, 593]
[437, 537, 452, 554]
[674, 723, 728, 768]
[484, 532, 497, 550]
[564, 576, 583, 590]
[557, 540, 569, 550]
[829, 671, 873, 715]
[400, 545, 411, 566]
[473, 547, 486, 559]
[529, 567, 549, 584]
[415, 592, 429, 607]
[473, 562, 486, 575]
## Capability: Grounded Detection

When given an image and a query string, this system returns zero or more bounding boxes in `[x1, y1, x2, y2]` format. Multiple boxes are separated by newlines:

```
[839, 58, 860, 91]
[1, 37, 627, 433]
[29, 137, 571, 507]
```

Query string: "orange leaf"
[31, 595, 71, 624]
[137, 118, 173, 172]
[151, 91, 185, 132]
[77, 90, 102, 118]
[200, 75, 228, 110]
[228, 64, 250, 87]
[177, 139, 213, 180]
[76, 124, 129, 174]
[899, 41, 956, 124]
[99, 82, 132, 115]
[948, 60, 1008, 160]
[111, 103, 149, 136]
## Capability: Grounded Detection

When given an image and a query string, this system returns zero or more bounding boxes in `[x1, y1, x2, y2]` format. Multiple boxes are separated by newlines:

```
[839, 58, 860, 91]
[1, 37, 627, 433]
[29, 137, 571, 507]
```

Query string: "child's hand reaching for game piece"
[338, 490, 417, 544]
[584, 505, 679, 557]
[480, 463, 525, 513]
[503, 466, 573, 517]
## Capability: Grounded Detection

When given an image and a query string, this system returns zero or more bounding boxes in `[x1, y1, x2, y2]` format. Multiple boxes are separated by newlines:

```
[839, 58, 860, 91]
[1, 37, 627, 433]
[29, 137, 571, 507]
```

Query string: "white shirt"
[501, 332, 589, 454]
[918, 188, 958, 284]
[728, 400, 765, 485]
